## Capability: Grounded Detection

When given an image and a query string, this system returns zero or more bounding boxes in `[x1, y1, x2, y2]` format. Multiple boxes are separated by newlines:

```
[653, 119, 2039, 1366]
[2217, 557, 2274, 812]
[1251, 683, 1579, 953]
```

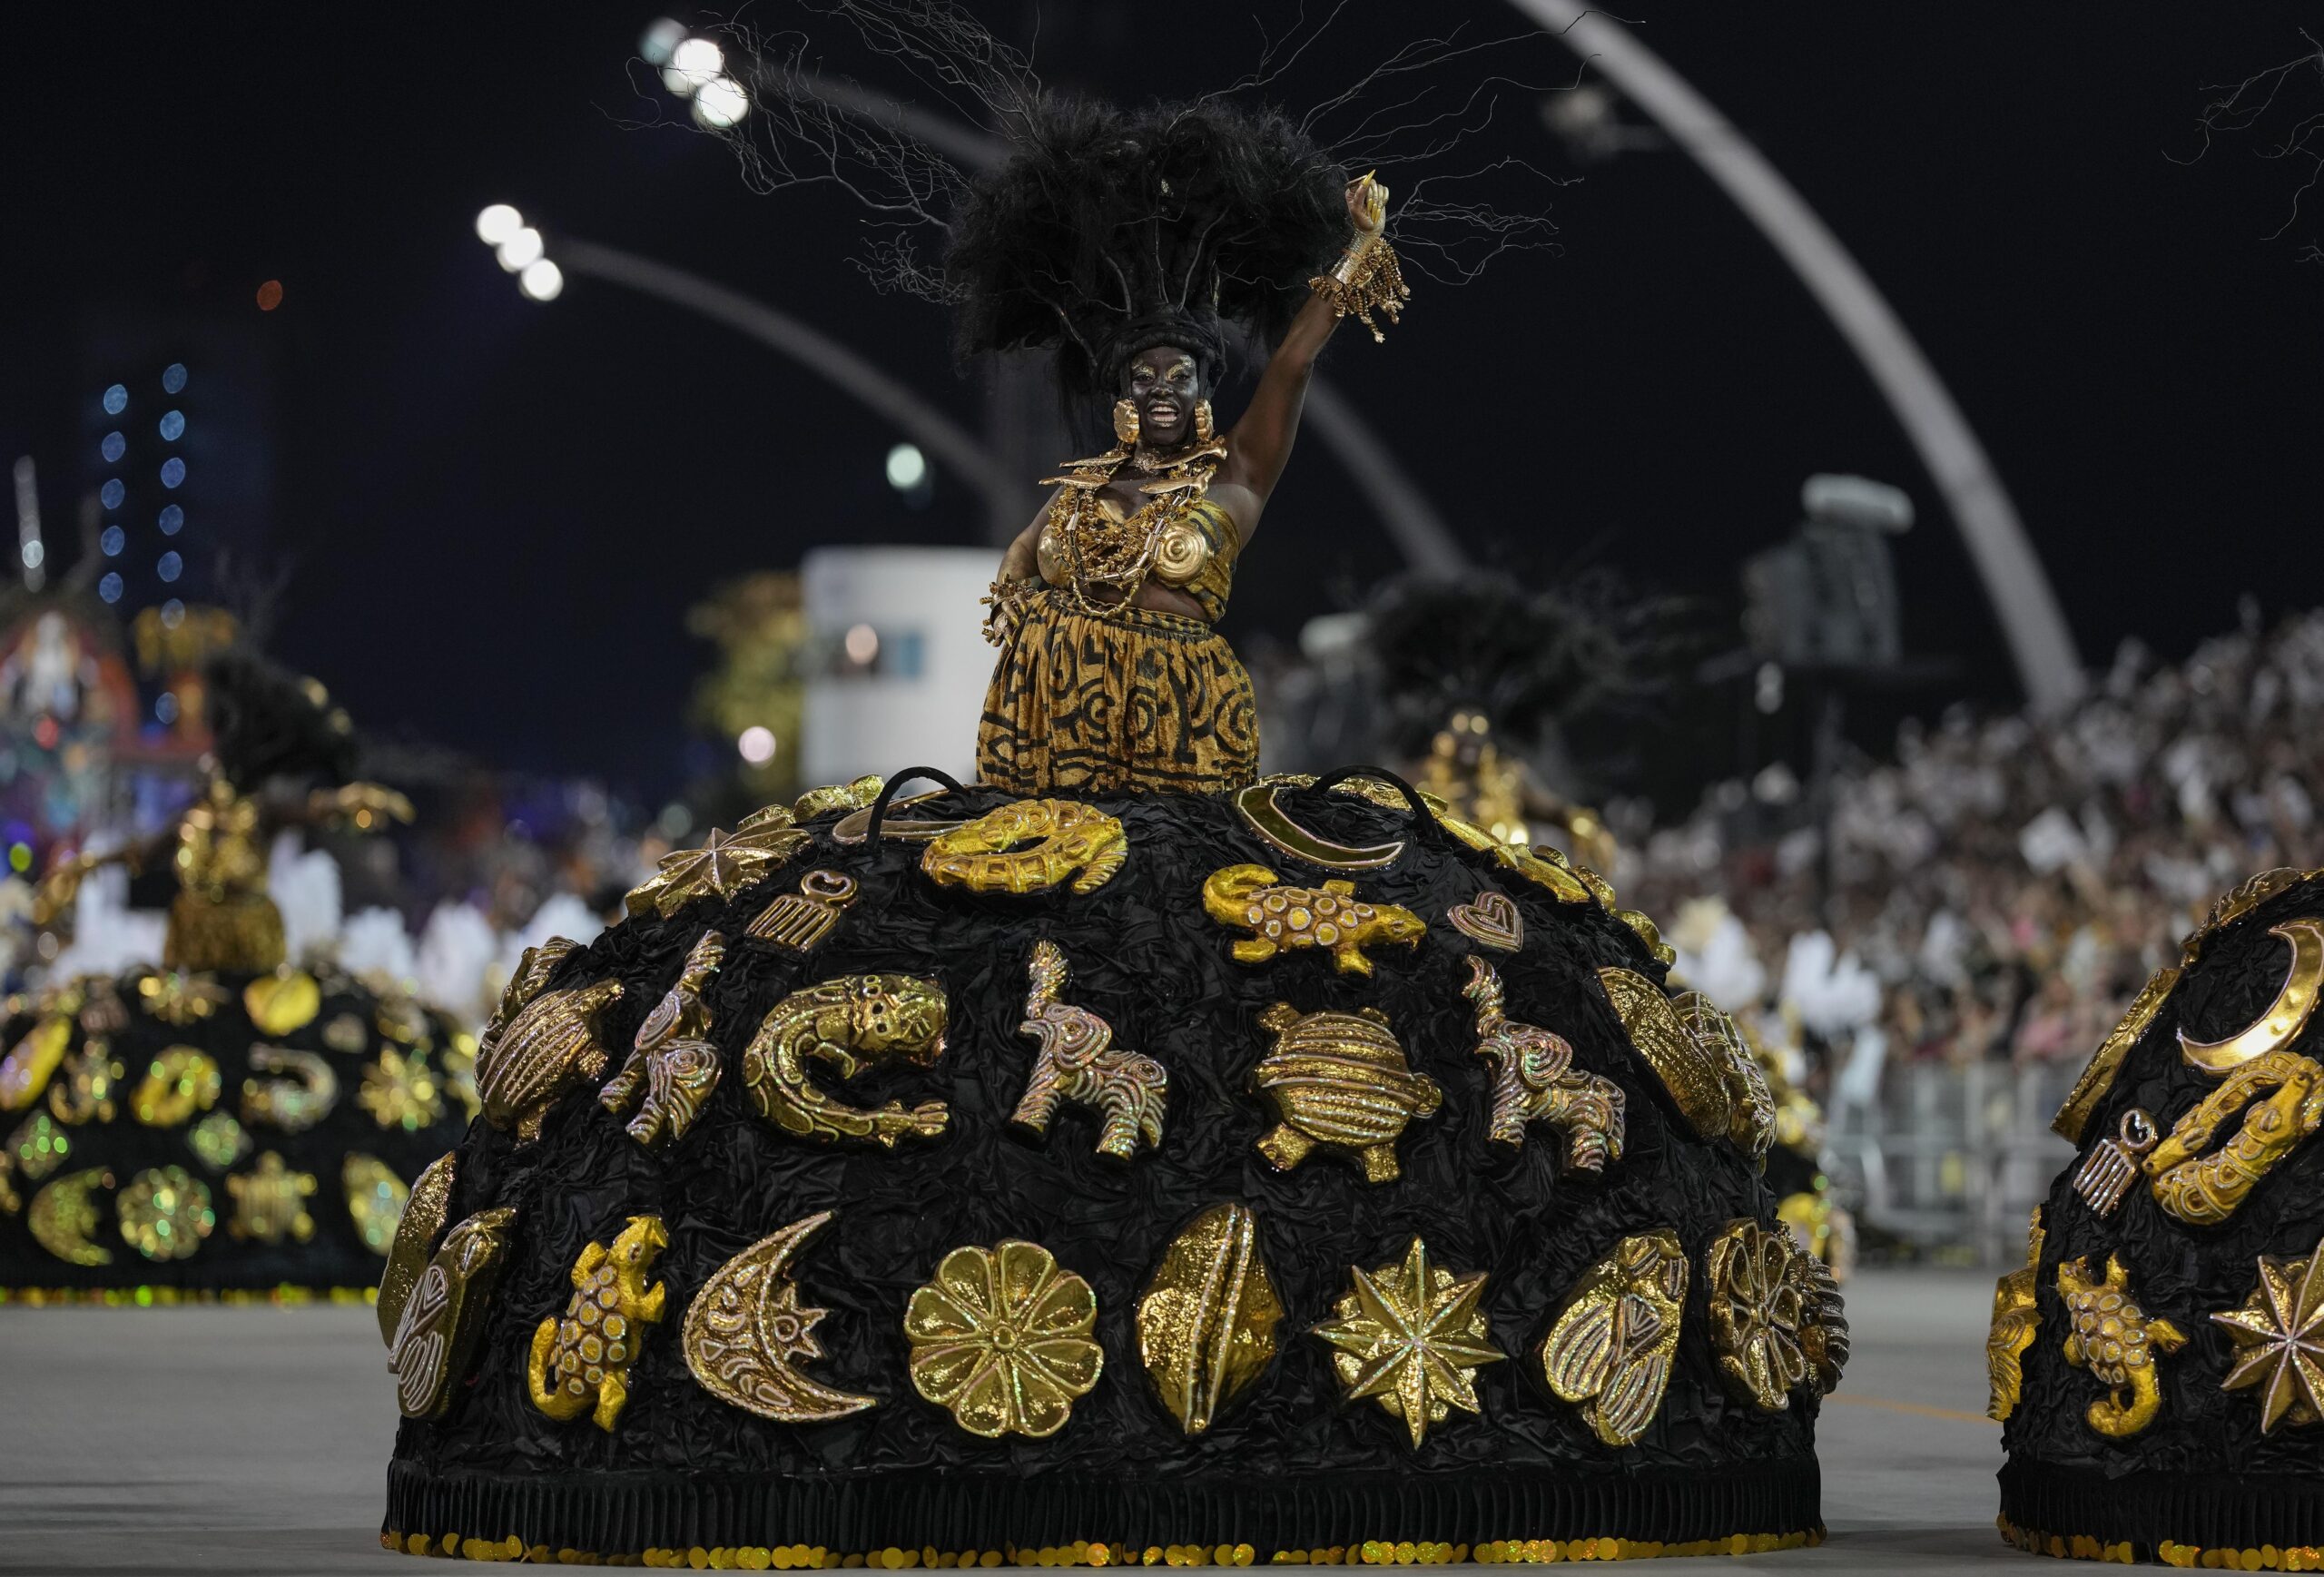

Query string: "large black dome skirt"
[386, 778, 1823, 1561]
[0, 965, 473, 1296]
[2001, 870, 2324, 1561]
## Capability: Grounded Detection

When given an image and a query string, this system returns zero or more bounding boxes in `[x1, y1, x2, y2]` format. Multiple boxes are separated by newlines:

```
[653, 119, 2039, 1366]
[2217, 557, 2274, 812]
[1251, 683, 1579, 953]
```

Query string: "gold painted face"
[1124, 347, 1199, 444]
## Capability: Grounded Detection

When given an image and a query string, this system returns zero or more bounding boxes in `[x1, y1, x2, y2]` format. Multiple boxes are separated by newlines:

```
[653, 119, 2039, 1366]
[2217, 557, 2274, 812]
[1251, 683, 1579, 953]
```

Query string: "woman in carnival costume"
[380, 6, 1846, 1563]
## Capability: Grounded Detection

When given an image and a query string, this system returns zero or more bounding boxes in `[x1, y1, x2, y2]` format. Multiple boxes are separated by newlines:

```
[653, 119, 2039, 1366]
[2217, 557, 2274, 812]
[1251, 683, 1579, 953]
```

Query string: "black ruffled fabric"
[389, 782, 1822, 1555]
[0, 970, 471, 1293]
[2002, 871, 2324, 1551]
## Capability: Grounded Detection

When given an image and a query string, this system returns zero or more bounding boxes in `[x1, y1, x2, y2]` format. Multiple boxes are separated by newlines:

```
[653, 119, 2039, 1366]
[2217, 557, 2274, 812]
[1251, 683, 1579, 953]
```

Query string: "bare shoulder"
[1205, 480, 1263, 547]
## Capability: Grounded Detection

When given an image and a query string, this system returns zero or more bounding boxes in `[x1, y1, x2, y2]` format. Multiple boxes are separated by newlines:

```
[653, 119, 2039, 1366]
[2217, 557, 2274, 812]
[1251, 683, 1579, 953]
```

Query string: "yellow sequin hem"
[1999, 1513, 2324, 1569]
[379, 1530, 1825, 1566]
[0, 1284, 377, 1307]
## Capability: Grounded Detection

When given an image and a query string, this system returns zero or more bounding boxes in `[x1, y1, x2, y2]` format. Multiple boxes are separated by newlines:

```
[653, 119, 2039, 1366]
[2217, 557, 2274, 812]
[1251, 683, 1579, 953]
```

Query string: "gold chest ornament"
[1203, 864, 1425, 976]
[528, 1216, 672, 1431]
[1249, 1003, 1441, 1184]
[1033, 441, 1227, 608]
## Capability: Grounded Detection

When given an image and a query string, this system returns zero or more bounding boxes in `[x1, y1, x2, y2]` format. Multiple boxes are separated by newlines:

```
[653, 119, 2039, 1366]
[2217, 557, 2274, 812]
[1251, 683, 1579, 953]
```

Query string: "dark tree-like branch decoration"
[2175, 31, 2324, 263]
[626, 1, 1579, 296]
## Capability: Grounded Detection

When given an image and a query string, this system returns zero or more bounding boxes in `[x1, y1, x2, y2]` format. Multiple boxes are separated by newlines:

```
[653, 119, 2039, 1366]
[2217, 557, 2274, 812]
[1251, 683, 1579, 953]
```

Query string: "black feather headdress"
[945, 96, 1352, 408]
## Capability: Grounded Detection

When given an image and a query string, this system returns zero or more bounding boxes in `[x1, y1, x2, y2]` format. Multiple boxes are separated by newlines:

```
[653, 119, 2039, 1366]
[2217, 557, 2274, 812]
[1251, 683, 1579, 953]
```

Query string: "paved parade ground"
[0, 1270, 2015, 1575]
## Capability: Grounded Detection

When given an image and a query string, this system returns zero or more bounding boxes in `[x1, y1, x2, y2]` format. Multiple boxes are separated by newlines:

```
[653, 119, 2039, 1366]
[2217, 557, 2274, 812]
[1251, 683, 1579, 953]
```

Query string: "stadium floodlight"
[884, 444, 928, 491]
[664, 35, 724, 97]
[496, 226, 546, 272]
[518, 260, 565, 302]
[692, 74, 750, 128]
[475, 203, 524, 245]
[639, 17, 686, 66]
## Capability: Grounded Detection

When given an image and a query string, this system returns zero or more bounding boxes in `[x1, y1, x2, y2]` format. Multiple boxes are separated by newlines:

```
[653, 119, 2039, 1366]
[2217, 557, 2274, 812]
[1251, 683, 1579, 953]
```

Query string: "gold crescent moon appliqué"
[2180, 917, 2324, 1075]
[1231, 784, 1406, 872]
[683, 1209, 876, 1424]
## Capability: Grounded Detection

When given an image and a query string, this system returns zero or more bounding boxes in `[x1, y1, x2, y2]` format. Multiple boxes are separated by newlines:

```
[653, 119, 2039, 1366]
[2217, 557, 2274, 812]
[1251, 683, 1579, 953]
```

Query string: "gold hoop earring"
[1112, 399, 1140, 446]
[1192, 399, 1215, 444]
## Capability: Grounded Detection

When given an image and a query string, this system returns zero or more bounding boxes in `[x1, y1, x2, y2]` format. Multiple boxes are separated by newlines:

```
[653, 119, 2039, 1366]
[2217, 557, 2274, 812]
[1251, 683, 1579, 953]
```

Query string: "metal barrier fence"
[1826, 1059, 2082, 1267]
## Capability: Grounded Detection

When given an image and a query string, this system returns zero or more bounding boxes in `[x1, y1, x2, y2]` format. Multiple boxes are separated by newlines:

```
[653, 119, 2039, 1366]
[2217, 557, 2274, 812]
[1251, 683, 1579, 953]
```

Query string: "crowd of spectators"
[1624, 606, 2324, 1078]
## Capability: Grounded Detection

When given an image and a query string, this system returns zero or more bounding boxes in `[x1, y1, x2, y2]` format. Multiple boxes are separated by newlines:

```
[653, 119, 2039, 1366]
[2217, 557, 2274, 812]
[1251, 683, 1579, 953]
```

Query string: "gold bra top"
[1034, 443, 1241, 623]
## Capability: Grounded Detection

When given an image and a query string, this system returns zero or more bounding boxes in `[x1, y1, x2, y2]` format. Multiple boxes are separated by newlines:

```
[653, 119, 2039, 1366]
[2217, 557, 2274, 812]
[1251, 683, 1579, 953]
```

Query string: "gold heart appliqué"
[1448, 890, 1522, 952]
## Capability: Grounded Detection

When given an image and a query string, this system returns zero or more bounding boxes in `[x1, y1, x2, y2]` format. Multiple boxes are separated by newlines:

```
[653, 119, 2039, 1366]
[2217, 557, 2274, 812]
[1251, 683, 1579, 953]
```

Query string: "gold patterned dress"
[977, 444, 1259, 796]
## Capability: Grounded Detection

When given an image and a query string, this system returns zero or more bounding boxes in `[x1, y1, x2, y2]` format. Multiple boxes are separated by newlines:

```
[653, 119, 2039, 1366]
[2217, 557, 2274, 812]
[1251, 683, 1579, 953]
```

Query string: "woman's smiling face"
[1123, 345, 1199, 446]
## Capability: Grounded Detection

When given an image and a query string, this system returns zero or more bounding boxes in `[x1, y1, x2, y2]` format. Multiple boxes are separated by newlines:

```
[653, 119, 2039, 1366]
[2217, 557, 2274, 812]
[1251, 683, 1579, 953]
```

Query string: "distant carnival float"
[0, 649, 471, 1298]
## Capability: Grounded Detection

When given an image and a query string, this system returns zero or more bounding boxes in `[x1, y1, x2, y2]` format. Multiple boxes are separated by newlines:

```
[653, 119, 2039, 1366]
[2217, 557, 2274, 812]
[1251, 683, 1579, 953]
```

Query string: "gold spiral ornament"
[1150, 517, 1211, 586]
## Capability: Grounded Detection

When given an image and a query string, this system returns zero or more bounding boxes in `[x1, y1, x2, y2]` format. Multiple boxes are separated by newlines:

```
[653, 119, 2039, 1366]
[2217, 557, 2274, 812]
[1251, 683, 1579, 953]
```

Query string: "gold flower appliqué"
[904, 1240, 1102, 1439]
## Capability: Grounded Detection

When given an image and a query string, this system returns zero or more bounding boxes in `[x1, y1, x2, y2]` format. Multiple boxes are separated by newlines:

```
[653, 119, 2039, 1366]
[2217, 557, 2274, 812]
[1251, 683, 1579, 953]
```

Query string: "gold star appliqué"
[1312, 1236, 1502, 1447]
[625, 819, 803, 919]
[2213, 1237, 2324, 1433]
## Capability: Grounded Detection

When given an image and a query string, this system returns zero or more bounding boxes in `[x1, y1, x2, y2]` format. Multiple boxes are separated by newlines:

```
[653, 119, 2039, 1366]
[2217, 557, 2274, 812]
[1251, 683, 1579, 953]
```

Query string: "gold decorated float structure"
[1997, 867, 2324, 1563]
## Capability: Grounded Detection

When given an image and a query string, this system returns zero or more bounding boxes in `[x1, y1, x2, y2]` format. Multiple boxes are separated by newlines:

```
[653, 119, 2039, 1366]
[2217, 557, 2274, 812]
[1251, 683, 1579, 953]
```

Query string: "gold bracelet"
[980, 577, 1039, 648]
[1310, 238, 1410, 343]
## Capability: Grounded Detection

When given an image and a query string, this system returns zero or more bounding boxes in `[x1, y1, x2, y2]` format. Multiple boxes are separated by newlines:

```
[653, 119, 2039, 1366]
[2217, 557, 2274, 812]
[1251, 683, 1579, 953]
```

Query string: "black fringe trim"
[384, 1459, 1823, 1557]
[2000, 1457, 2324, 1555]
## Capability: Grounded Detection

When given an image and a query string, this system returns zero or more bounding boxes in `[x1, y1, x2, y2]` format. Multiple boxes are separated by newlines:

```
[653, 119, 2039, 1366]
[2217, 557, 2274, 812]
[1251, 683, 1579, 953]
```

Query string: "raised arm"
[1216, 175, 1396, 531]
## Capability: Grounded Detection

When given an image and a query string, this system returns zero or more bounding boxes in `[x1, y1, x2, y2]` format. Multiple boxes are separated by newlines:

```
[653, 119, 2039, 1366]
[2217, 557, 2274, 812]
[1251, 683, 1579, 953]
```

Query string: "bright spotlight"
[736, 725, 776, 765]
[496, 226, 545, 272]
[639, 17, 686, 66]
[884, 443, 928, 491]
[692, 74, 750, 128]
[843, 624, 880, 665]
[518, 259, 565, 301]
[663, 35, 723, 96]
[475, 203, 523, 245]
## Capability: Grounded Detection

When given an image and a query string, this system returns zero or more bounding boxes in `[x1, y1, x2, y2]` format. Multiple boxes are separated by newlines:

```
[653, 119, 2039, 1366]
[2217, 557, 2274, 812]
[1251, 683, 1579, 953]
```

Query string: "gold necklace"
[1037, 440, 1226, 614]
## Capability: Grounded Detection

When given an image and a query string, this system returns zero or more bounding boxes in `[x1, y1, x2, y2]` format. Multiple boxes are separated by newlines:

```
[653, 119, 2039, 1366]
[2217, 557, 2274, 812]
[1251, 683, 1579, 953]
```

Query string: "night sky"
[6, 4, 2320, 802]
